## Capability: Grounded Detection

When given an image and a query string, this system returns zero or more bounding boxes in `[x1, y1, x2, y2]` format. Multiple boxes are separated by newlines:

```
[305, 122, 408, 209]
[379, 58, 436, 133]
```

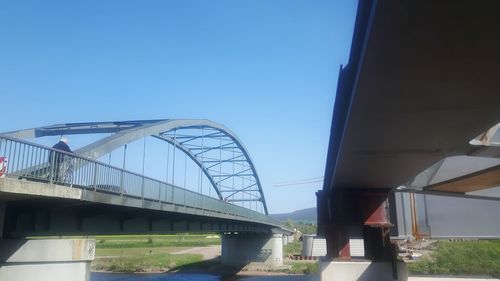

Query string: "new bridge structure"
[0, 119, 290, 281]
[318, 1, 500, 281]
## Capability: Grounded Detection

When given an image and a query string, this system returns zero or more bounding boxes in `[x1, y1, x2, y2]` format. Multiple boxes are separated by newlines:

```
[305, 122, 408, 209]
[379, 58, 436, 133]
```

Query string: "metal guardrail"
[0, 135, 282, 227]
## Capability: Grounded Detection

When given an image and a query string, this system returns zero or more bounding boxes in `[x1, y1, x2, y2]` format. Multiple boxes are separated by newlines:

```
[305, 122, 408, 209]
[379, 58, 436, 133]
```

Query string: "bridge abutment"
[221, 232, 283, 267]
[0, 239, 95, 281]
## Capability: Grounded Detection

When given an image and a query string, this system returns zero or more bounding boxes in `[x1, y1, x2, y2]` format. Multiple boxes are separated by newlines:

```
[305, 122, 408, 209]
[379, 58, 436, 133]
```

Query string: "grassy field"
[286, 261, 318, 275]
[96, 246, 179, 256]
[408, 240, 500, 278]
[283, 241, 302, 257]
[281, 241, 319, 275]
[92, 234, 220, 272]
[93, 253, 203, 273]
[95, 234, 220, 248]
[92, 234, 320, 274]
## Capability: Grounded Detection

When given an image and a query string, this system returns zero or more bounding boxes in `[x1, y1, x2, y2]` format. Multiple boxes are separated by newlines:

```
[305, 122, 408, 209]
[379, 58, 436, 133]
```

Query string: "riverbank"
[91, 234, 315, 276]
[93, 246, 222, 273]
[91, 235, 500, 280]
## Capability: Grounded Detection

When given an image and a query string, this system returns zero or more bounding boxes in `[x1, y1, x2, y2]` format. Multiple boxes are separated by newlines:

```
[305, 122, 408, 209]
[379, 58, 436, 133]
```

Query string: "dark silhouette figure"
[49, 137, 73, 182]
[53, 138, 72, 154]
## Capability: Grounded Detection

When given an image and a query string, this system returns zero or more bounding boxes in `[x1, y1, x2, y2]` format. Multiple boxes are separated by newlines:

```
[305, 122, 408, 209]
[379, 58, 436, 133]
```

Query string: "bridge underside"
[319, 1, 500, 280]
[0, 178, 273, 237]
[324, 1, 500, 192]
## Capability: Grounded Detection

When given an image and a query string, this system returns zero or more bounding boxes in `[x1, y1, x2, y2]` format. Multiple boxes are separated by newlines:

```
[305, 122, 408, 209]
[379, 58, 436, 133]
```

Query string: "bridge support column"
[0, 239, 95, 281]
[317, 189, 407, 281]
[221, 232, 283, 267]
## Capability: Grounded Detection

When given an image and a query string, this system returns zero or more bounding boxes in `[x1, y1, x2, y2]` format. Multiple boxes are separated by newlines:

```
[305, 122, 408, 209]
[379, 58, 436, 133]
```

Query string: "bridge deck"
[0, 135, 284, 236]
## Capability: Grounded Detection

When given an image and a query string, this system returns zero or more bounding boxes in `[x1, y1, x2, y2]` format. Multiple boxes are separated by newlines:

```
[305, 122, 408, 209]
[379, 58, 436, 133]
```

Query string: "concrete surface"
[0, 239, 95, 281]
[320, 261, 407, 281]
[0, 177, 83, 200]
[0, 239, 95, 262]
[222, 233, 283, 267]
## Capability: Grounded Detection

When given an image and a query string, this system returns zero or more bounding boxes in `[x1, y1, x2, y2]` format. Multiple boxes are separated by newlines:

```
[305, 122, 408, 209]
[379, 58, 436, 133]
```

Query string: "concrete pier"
[0, 239, 95, 281]
[221, 232, 283, 267]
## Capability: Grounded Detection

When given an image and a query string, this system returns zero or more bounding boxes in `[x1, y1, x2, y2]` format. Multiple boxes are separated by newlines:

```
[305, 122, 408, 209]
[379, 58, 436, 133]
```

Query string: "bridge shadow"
[0, 239, 27, 262]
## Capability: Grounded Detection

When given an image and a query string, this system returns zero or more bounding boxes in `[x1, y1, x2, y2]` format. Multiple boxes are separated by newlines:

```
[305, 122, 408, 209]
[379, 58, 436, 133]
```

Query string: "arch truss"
[3, 119, 269, 214]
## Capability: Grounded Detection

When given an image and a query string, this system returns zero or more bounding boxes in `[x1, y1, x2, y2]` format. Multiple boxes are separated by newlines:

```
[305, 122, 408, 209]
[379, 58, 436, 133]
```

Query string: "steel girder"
[2, 119, 269, 214]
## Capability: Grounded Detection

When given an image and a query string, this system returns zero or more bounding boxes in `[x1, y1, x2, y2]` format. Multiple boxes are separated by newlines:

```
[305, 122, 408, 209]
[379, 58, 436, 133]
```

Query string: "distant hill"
[271, 207, 317, 223]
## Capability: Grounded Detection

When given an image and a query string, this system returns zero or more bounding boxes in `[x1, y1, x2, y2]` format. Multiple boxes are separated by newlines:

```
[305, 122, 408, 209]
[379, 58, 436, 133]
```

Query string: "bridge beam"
[0, 239, 95, 281]
[317, 189, 406, 281]
[221, 232, 283, 267]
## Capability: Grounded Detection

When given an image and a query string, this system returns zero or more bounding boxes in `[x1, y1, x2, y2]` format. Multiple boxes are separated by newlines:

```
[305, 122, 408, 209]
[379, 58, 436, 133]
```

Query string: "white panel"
[349, 238, 365, 257]
[311, 237, 327, 257]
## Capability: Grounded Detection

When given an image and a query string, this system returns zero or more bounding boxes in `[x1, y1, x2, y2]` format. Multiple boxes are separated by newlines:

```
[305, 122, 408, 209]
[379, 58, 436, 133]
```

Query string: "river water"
[91, 272, 222, 281]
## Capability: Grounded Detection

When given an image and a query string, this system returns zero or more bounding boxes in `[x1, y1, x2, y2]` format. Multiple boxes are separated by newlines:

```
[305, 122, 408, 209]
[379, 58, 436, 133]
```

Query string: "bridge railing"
[0, 135, 281, 227]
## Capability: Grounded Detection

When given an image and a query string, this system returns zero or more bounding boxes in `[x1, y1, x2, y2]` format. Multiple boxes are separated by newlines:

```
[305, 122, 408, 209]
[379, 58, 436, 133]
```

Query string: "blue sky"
[0, 0, 357, 213]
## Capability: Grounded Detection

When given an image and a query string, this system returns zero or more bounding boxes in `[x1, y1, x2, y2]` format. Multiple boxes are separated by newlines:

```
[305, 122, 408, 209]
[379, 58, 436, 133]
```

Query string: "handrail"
[0, 135, 282, 227]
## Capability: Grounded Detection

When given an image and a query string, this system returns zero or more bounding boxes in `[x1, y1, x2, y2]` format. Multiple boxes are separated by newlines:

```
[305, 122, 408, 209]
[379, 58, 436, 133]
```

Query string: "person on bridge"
[53, 137, 72, 153]
[49, 137, 73, 183]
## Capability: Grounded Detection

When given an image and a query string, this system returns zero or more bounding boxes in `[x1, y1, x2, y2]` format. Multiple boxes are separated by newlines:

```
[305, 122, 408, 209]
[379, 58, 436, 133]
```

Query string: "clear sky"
[0, 0, 358, 213]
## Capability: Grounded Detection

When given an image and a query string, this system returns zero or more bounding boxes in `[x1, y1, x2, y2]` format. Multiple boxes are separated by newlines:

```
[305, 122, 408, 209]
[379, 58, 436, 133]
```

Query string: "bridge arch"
[3, 119, 268, 214]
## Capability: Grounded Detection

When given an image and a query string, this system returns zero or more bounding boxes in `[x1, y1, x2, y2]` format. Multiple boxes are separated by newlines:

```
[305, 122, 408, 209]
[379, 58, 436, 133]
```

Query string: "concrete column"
[270, 233, 283, 265]
[317, 189, 407, 281]
[221, 232, 283, 267]
[0, 239, 95, 281]
[282, 235, 288, 246]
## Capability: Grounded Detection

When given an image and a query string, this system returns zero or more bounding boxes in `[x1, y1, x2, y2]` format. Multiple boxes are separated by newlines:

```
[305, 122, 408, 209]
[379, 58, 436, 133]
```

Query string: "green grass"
[285, 261, 319, 275]
[92, 253, 203, 273]
[91, 234, 220, 272]
[284, 241, 302, 257]
[95, 234, 220, 249]
[96, 247, 180, 256]
[408, 240, 500, 277]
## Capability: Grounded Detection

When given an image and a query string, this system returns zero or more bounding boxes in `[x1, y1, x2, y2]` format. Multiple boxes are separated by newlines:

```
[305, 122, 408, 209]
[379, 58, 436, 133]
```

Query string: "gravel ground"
[171, 245, 221, 260]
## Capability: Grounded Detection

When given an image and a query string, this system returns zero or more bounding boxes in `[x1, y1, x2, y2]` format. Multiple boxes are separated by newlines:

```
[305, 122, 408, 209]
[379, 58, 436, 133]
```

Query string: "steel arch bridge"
[3, 119, 269, 214]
